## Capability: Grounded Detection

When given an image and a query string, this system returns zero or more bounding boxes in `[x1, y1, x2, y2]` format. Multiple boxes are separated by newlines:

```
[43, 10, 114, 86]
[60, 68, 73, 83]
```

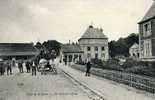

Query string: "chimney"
[100, 28, 103, 32]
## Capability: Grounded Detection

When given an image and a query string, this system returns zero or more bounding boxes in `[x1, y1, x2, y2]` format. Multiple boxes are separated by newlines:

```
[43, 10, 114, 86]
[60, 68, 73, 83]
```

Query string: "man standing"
[32, 61, 36, 76]
[85, 61, 92, 76]
[18, 61, 23, 73]
[50, 58, 57, 74]
[7, 61, 12, 75]
[26, 61, 31, 73]
[0, 60, 5, 76]
[11, 59, 16, 68]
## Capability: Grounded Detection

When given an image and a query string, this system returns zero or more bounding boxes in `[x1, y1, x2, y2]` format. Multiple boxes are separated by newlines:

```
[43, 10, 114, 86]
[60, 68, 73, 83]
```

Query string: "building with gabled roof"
[129, 43, 139, 58]
[78, 25, 109, 61]
[138, 1, 155, 61]
[79, 25, 108, 40]
[0, 43, 39, 60]
[61, 44, 83, 53]
[138, 2, 155, 24]
[60, 44, 83, 65]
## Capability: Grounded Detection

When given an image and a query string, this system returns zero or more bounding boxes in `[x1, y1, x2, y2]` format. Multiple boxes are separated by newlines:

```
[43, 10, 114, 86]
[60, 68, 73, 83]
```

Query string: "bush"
[91, 58, 123, 71]
[105, 59, 123, 71]
[122, 58, 138, 69]
[125, 65, 155, 77]
[76, 58, 155, 77]
[91, 58, 104, 68]
[123, 59, 155, 77]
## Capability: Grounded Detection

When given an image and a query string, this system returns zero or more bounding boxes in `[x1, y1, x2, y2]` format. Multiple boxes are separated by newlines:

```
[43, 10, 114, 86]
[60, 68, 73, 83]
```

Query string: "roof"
[79, 25, 108, 40]
[130, 43, 139, 49]
[139, 2, 155, 24]
[0, 43, 39, 56]
[61, 44, 83, 53]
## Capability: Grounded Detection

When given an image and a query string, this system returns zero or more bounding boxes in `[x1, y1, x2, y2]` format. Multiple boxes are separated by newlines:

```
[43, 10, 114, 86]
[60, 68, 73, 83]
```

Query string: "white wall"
[79, 38, 109, 61]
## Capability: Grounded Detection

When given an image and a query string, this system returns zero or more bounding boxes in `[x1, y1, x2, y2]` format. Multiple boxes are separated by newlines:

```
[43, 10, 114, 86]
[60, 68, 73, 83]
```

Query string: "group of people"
[0, 58, 39, 76]
[17, 60, 39, 76]
[0, 60, 15, 76]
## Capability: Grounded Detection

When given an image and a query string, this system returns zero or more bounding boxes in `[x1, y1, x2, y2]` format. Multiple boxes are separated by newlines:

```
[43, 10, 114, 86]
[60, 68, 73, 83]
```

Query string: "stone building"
[129, 43, 139, 58]
[60, 44, 83, 65]
[78, 25, 109, 61]
[138, 1, 155, 61]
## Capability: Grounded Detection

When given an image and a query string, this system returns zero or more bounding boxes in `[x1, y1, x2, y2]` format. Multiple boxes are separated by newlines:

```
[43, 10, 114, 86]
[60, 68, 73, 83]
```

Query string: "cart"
[39, 59, 57, 75]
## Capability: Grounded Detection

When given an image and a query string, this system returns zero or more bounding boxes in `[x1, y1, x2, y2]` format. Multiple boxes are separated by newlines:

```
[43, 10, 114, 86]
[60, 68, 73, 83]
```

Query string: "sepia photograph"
[0, 0, 155, 100]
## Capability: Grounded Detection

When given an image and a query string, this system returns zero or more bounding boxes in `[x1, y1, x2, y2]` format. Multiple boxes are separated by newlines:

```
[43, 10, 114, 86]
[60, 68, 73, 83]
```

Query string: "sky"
[0, 0, 154, 44]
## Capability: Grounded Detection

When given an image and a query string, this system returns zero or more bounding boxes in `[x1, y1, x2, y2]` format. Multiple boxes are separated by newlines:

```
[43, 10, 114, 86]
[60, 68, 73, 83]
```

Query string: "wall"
[139, 18, 155, 60]
[151, 18, 155, 56]
[79, 38, 109, 61]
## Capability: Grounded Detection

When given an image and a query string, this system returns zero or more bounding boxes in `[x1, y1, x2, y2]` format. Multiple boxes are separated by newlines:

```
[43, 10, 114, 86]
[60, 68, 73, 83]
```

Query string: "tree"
[109, 33, 139, 58]
[35, 42, 42, 50]
[42, 40, 61, 56]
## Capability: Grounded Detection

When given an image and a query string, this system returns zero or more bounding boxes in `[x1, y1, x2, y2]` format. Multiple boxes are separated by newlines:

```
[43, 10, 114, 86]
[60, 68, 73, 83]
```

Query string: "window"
[102, 47, 105, 51]
[95, 46, 98, 51]
[144, 24, 148, 32]
[79, 55, 82, 61]
[143, 21, 152, 37]
[144, 39, 152, 57]
[87, 47, 91, 51]
[69, 55, 72, 62]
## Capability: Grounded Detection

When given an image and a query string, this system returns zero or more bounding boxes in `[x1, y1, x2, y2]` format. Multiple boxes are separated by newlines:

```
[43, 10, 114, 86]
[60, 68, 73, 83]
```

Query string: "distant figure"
[32, 61, 36, 76]
[0, 61, 5, 75]
[7, 61, 12, 75]
[85, 61, 92, 76]
[11, 59, 16, 68]
[26, 61, 31, 73]
[64, 59, 67, 65]
[34, 58, 39, 71]
[50, 59, 57, 74]
[18, 61, 23, 73]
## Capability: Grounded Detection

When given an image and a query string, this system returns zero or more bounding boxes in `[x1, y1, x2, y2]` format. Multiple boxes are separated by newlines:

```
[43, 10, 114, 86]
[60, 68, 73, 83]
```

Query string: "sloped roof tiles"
[0, 43, 39, 56]
[61, 44, 83, 53]
[79, 25, 108, 40]
[130, 43, 139, 49]
[139, 2, 155, 23]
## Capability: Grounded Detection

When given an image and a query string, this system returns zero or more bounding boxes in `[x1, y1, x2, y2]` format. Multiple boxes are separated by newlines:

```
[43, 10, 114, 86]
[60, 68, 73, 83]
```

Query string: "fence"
[71, 64, 155, 93]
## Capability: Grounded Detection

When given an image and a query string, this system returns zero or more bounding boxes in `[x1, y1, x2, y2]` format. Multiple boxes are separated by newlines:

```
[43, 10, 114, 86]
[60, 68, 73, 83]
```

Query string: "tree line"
[34, 33, 139, 59]
[109, 33, 139, 58]
[35, 40, 61, 60]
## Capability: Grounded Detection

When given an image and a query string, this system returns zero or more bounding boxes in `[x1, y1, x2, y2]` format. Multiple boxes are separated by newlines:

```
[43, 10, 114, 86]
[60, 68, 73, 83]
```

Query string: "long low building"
[60, 44, 84, 65]
[0, 43, 39, 60]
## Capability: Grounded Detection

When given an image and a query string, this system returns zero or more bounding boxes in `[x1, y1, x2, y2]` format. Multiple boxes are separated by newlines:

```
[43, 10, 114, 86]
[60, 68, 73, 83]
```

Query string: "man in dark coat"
[7, 61, 12, 75]
[26, 61, 31, 73]
[18, 61, 23, 73]
[85, 61, 92, 76]
[0, 61, 5, 75]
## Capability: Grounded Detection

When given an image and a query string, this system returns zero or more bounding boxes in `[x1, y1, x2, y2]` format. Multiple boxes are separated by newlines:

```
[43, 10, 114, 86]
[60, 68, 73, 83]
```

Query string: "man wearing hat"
[6, 61, 12, 75]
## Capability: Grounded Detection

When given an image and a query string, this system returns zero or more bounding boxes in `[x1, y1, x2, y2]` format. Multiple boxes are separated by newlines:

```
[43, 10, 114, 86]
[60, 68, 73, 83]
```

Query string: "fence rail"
[72, 64, 155, 93]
